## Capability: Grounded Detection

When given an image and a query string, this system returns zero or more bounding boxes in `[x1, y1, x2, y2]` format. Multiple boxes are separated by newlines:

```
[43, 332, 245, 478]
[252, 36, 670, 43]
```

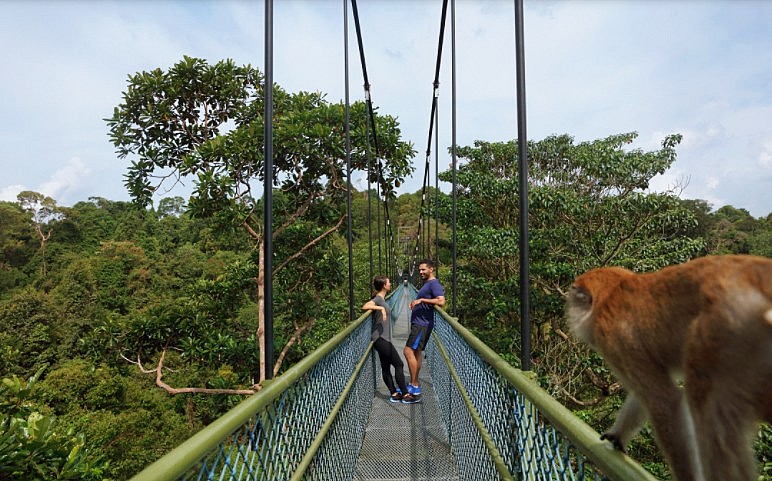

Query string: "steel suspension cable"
[435, 90, 439, 262]
[408, 0, 449, 281]
[263, 0, 274, 380]
[451, 0, 457, 315]
[365, 118, 373, 282]
[343, 0, 355, 321]
[350, 0, 401, 280]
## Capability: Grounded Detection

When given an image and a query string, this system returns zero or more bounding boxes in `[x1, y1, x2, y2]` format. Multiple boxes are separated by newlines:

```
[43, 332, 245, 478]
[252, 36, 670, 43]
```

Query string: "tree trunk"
[257, 242, 266, 384]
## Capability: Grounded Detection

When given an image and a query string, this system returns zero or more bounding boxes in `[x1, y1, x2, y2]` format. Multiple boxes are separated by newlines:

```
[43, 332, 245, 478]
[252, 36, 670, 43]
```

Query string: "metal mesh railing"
[130, 308, 378, 481]
[130, 286, 657, 481]
[426, 308, 658, 481]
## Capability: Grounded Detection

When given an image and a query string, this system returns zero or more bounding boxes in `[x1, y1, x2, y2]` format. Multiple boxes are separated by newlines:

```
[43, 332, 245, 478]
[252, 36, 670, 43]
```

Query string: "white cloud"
[759, 140, 772, 168]
[0, 157, 91, 206]
[37, 157, 91, 202]
[0, 0, 770, 217]
[0, 185, 25, 203]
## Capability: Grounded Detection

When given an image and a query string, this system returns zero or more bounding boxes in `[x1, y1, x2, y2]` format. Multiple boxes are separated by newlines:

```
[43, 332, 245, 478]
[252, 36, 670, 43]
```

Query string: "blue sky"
[1, 0, 770, 217]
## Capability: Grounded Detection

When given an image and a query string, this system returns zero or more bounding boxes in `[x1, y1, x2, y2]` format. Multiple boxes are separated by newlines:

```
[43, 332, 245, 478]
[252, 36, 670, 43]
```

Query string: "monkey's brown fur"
[566, 254, 772, 481]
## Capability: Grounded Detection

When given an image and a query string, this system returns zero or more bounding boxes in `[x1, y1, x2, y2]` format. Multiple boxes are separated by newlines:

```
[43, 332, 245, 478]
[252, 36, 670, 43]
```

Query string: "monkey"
[565, 254, 772, 481]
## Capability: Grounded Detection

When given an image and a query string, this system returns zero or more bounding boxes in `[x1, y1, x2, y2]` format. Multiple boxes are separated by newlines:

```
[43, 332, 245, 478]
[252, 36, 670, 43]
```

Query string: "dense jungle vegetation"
[1, 57, 770, 480]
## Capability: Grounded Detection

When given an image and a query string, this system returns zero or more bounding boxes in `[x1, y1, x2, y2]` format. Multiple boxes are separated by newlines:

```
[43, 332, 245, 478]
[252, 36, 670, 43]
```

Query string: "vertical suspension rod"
[344, 0, 355, 321]
[514, 0, 531, 371]
[263, 0, 274, 379]
[413, 0, 449, 276]
[451, 0, 457, 316]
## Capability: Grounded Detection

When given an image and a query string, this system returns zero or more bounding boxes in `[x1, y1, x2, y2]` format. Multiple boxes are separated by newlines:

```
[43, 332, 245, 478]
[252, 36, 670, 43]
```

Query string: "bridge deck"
[354, 287, 458, 481]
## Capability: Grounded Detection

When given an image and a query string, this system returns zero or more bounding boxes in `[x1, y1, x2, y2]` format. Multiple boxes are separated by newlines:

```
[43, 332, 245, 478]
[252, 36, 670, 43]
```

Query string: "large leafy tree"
[437, 132, 704, 381]
[106, 56, 415, 382]
[706, 205, 772, 256]
[17, 191, 65, 278]
[435, 132, 707, 470]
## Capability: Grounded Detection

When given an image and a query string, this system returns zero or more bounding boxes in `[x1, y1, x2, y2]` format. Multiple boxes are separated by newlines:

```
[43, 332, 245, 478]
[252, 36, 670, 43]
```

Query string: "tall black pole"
[263, 0, 274, 379]
[514, 0, 531, 371]
[451, 0, 457, 316]
[344, 0, 355, 321]
[366, 121, 373, 283]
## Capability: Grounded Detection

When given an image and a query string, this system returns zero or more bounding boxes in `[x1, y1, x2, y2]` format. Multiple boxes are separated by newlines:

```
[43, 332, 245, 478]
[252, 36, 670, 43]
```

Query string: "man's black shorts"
[406, 323, 433, 351]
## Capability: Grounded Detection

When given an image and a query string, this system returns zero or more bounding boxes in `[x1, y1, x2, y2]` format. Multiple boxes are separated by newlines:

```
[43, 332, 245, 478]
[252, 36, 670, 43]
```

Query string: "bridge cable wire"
[343, 0, 355, 321]
[262, 0, 274, 380]
[350, 0, 381, 277]
[408, 0, 449, 283]
[350, 0, 401, 281]
[364, 107, 374, 282]
[450, 0, 457, 315]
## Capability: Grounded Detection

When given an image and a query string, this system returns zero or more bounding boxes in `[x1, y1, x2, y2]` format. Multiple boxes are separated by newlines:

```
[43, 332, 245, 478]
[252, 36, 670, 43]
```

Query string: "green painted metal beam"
[289, 342, 374, 481]
[431, 332, 515, 481]
[129, 310, 372, 481]
[434, 307, 659, 481]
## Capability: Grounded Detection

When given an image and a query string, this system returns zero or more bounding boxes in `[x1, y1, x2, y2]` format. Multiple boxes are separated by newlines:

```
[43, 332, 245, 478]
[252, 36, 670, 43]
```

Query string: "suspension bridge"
[128, 1, 657, 480]
[129, 283, 655, 481]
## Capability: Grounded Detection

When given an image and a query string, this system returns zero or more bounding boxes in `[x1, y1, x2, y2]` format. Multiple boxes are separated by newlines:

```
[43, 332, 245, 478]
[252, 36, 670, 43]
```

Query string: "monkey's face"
[566, 266, 632, 347]
[566, 285, 595, 346]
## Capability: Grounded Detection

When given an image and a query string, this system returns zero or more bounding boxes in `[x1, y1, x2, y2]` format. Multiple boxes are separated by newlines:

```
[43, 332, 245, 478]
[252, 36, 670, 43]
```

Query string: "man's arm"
[410, 295, 445, 309]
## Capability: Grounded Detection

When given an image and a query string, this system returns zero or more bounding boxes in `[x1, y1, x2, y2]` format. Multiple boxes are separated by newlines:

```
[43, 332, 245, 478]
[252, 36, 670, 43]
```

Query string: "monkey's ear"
[569, 286, 592, 306]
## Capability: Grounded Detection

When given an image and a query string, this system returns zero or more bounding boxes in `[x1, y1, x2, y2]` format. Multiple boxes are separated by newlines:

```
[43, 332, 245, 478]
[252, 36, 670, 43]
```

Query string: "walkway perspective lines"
[354, 288, 459, 481]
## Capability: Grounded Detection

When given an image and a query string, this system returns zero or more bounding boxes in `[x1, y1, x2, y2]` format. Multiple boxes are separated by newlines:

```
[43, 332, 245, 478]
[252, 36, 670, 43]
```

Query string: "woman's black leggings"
[373, 337, 407, 395]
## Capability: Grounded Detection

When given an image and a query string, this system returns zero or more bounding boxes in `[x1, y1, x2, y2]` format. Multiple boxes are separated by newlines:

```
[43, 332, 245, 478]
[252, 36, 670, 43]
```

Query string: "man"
[402, 259, 445, 404]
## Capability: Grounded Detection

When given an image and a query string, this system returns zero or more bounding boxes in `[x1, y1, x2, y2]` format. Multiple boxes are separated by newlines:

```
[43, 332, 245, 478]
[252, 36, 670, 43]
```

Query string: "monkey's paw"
[600, 433, 626, 453]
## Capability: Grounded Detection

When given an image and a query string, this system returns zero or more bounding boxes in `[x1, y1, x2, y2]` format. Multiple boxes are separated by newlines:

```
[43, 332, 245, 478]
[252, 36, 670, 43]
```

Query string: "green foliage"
[1, 52, 768, 479]
[0, 201, 35, 295]
[33, 360, 127, 414]
[706, 205, 772, 257]
[0, 369, 110, 480]
[32, 361, 199, 480]
[757, 424, 772, 480]
[435, 132, 732, 474]
[0, 288, 60, 378]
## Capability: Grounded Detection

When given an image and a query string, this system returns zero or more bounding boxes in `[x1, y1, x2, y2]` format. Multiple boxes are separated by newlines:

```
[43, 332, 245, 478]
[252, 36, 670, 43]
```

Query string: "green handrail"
[434, 307, 658, 481]
[130, 310, 372, 481]
[431, 332, 515, 481]
[289, 341, 374, 481]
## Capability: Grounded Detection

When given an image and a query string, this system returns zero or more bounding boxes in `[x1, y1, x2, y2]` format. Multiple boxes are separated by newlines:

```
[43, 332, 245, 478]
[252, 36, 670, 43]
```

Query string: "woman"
[362, 275, 408, 402]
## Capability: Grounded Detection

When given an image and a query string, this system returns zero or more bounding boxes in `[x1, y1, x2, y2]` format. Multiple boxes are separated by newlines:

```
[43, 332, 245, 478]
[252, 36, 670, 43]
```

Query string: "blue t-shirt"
[410, 278, 444, 327]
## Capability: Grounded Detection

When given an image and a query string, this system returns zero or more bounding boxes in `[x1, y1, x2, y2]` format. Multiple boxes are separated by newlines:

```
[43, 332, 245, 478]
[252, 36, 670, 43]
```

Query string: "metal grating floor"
[353, 289, 459, 481]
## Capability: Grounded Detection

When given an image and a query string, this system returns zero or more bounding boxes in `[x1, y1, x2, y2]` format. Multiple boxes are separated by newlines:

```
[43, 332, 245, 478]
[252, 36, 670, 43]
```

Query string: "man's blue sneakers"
[407, 384, 422, 395]
[402, 384, 422, 403]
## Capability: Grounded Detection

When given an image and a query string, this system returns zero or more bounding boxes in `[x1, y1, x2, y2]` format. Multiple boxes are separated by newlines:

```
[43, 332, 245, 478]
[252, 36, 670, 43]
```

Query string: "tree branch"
[560, 387, 602, 407]
[125, 351, 260, 396]
[272, 213, 346, 276]
[273, 318, 315, 377]
[273, 192, 317, 239]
